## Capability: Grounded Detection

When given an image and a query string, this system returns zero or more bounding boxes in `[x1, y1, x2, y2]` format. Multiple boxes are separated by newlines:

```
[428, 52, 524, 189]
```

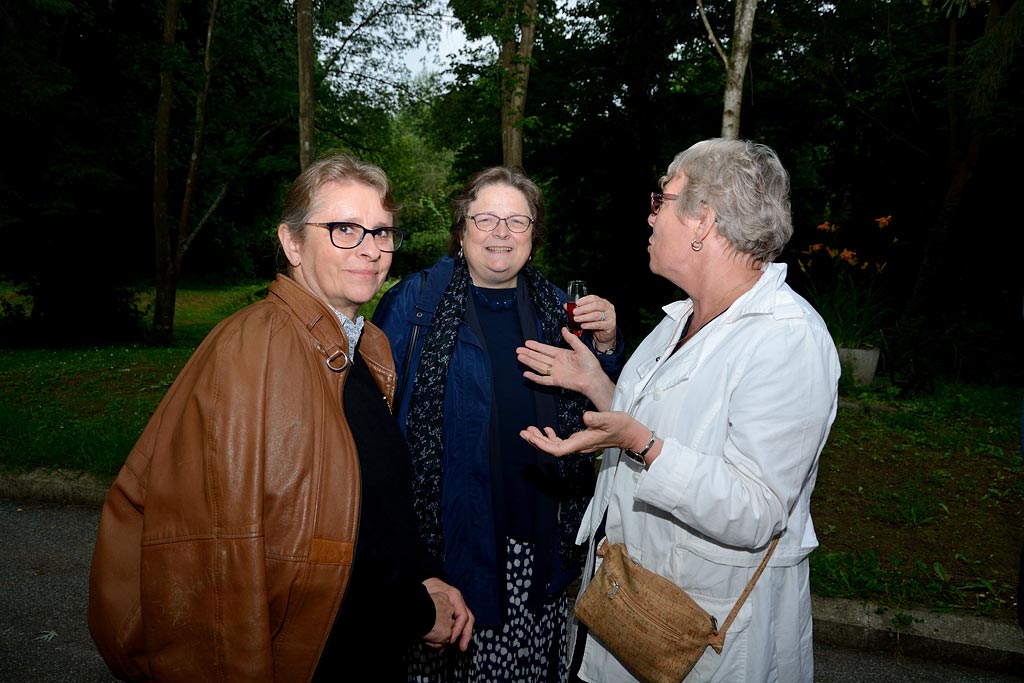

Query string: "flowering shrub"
[802, 216, 892, 275]
[798, 216, 895, 348]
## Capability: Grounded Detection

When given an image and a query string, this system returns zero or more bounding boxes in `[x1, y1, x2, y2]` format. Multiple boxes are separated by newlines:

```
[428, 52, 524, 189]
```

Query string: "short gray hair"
[662, 138, 792, 263]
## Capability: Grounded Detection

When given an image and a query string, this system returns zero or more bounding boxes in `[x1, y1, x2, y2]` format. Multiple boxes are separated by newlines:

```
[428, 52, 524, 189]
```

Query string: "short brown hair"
[277, 152, 398, 271]
[448, 166, 546, 257]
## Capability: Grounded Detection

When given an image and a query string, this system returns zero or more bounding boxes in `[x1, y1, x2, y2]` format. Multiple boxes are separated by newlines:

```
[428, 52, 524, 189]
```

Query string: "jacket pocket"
[685, 591, 754, 681]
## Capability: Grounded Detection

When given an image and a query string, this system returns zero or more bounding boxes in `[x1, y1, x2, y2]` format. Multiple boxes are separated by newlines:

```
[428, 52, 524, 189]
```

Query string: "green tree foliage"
[321, 77, 458, 277]
[0, 0, 448, 344]
[522, 0, 721, 327]
[1, 0, 1019, 386]
[428, 0, 1021, 384]
[1, 0, 156, 343]
[177, 0, 304, 277]
[749, 0, 1022, 386]
[316, 0, 445, 113]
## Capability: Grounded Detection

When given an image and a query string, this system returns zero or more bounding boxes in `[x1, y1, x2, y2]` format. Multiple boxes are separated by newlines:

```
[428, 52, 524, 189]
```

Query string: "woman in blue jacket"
[372, 166, 625, 682]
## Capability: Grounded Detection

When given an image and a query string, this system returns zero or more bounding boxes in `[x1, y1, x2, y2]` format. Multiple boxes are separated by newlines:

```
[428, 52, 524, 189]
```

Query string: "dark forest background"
[1, 0, 1021, 390]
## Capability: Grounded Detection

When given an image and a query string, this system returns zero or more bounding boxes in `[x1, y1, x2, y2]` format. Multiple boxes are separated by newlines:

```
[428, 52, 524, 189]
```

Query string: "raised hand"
[517, 328, 615, 410]
[520, 410, 657, 461]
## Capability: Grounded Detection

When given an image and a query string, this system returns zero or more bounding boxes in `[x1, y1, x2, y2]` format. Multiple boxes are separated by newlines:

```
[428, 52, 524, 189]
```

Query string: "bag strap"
[394, 269, 428, 411]
[709, 534, 780, 650]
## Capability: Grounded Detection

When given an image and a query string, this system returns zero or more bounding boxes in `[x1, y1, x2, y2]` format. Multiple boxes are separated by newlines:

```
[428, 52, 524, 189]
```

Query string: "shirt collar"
[329, 306, 365, 353]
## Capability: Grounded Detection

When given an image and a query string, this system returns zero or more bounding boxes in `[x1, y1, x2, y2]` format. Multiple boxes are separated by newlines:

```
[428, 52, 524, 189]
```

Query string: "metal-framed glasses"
[469, 212, 534, 233]
[306, 222, 406, 252]
[650, 192, 680, 215]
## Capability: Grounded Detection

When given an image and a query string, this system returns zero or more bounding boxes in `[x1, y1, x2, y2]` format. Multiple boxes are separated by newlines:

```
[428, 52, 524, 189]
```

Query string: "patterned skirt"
[408, 537, 570, 683]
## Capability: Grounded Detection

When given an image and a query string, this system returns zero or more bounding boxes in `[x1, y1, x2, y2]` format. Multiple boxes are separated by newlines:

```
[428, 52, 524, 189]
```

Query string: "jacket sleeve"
[635, 322, 839, 550]
[89, 319, 278, 681]
[88, 443, 154, 680]
[591, 326, 627, 381]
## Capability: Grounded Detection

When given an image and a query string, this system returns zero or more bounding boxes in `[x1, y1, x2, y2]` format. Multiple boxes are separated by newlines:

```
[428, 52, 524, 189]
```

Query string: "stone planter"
[837, 347, 880, 387]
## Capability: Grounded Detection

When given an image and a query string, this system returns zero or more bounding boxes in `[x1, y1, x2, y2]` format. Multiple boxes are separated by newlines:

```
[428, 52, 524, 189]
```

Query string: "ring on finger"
[601, 311, 607, 321]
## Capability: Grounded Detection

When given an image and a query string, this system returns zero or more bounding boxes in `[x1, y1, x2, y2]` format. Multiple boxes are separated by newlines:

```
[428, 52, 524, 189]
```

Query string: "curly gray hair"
[661, 138, 792, 263]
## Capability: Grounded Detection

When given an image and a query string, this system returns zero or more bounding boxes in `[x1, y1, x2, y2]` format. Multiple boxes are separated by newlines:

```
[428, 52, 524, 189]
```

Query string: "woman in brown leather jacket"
[87, 153, 474, 682]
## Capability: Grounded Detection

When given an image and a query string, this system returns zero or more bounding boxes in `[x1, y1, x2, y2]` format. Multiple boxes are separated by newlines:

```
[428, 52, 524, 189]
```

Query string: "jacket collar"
[628, 263, 790, 391]
[268, 274, 396, 399]
[661, 262, 788, 326]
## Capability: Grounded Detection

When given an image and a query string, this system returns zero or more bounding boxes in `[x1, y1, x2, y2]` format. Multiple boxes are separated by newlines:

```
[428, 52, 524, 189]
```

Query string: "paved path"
[1, 498, 115, 682]
[814, 644, 1024, 682]
[1, 497, 1021, 682]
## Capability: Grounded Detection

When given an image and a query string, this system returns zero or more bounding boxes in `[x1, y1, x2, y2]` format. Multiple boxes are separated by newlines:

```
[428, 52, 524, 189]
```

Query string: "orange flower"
[804, 216, 893, 283]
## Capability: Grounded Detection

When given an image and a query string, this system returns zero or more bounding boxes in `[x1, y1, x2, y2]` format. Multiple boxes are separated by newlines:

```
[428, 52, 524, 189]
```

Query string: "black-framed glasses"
[306, 222, 406, 252]
[469, 212, 534, 233]
[650, 192, 680, 215]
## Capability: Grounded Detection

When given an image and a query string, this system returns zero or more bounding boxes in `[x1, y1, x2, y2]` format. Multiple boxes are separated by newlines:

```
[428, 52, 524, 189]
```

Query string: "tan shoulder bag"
[574, 535, 779, 683]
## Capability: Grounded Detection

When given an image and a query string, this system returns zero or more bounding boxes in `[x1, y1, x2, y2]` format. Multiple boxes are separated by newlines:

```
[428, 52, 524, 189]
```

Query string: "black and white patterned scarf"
[405, 256, 593, 572]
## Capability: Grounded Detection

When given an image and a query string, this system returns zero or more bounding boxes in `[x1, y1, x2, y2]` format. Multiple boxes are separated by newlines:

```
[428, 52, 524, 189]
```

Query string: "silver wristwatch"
[623, 430, 656, 465]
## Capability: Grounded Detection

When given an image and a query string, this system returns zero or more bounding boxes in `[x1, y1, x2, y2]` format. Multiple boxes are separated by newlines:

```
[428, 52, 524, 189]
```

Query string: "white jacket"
[573, 263, 840, 683]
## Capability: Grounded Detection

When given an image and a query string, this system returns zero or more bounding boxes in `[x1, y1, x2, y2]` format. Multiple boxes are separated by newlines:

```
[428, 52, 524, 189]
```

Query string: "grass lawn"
[811, 386, 1023, 623]
[1, 281, 1022, 623]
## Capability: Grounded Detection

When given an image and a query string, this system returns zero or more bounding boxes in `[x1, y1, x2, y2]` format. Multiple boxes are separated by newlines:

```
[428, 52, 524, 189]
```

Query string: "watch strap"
[623, 430, 656, 465]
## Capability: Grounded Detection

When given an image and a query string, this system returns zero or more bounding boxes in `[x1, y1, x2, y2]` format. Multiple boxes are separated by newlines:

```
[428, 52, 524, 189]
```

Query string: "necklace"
[470, 284, 516, 311]
[670, 307, 728, 356]
[661, 270, 762, 359]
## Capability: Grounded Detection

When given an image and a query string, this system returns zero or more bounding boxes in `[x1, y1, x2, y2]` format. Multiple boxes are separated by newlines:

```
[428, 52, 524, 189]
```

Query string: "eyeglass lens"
[329, 223, 403, 251]
[650, 192, 679, 215]
[471, 214, 532, 233]
[650, 192, 663, 215]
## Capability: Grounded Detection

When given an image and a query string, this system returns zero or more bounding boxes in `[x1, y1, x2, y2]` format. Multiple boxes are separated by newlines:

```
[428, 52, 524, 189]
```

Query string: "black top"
[472, 285, 539, 541]
[313, 350, 442, 681]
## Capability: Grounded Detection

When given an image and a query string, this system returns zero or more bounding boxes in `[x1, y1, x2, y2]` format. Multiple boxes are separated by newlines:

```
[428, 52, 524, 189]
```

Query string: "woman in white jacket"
[517, 138, 840, 682]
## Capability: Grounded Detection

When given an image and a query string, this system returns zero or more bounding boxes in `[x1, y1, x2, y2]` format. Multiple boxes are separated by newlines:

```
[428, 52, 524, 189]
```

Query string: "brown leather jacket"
[88, 274, 398, 681]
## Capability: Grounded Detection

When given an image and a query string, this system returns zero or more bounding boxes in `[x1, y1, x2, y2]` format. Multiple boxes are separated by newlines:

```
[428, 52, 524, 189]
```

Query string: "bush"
[0, 280, 145, 348]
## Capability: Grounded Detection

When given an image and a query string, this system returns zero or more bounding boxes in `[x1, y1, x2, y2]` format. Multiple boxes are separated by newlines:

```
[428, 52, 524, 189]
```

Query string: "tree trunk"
[177, 0, 219, 277]
[500, 0, 538, 167]
[297, 0, 315, 170]
[721, 0, 757, 139]
[152, 0, 180, 344]
[697, 0, 759, 140]
[906, 2, 1002, 318]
